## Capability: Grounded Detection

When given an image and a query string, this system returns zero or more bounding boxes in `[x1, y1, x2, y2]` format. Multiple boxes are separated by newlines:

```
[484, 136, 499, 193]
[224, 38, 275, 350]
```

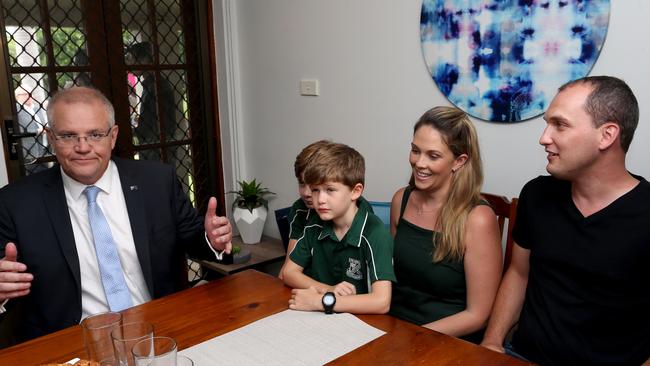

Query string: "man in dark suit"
[0, 86, 232, 347]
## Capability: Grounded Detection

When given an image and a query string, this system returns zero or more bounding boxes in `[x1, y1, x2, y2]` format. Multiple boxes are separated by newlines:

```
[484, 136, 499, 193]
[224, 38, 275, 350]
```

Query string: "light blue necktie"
[84, 185, 133, 311]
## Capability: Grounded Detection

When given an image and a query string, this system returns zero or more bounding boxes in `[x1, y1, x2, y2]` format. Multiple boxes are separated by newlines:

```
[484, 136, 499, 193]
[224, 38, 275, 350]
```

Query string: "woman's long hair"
[411, 106, 483, 262]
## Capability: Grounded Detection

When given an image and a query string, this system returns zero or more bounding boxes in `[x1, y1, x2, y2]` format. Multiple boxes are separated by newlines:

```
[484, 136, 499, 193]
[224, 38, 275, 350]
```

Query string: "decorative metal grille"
[120, 0, 196, 202]
[155, 0, 184, 65]
[119, 0, 201, 282]
[48, 0, 87, 68]
[4, 0, 46, 68]
[4, 0, 55, 171]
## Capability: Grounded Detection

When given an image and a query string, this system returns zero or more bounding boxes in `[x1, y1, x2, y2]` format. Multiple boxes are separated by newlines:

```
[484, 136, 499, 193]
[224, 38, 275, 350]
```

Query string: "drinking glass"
[112, 321, 154, 366]
[132, 336, 177, 366]
[176, 355, 194, 366]
[81, 312, 122, 365]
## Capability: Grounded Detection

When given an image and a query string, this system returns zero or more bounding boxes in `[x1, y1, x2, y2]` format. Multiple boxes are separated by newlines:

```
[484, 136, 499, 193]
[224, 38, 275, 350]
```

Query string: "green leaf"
[227, 179, 276, 213]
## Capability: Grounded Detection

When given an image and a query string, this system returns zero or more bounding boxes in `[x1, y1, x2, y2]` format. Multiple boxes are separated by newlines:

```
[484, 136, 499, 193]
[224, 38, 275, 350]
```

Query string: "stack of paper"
[180, 310, 385, 365]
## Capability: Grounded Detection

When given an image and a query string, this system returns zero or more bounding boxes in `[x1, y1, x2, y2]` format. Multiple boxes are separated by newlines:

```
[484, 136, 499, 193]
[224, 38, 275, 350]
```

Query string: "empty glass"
[81, 312, 122, 365]
[132, 336, 177, 366]
[112, 321, 154, 366]
[176, 355, 194, 366]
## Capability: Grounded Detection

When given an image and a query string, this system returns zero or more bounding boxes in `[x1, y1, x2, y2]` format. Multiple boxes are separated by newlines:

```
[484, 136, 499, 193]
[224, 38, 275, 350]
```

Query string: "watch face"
[323, 294, 335, 306]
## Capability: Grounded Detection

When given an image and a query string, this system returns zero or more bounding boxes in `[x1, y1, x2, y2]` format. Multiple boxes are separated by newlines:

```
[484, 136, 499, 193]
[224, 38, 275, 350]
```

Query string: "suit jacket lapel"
[43, 168, 81, 296]
[114, 158, 154, 294]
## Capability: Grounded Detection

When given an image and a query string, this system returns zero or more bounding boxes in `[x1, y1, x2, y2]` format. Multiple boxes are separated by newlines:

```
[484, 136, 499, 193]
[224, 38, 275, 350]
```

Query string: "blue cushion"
[368, 201, 391, 229]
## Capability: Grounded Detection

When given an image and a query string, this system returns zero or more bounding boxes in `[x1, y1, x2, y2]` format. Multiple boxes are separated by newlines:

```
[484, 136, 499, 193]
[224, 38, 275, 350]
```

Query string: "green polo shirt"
[289, 204, 395, 294]
[288, 199, 316, 240]
[288, 196, 374, 240]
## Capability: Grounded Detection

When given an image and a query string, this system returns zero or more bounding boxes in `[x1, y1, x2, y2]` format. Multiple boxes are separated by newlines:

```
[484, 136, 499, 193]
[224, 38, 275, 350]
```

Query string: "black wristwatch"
[322, 292, 336, 314]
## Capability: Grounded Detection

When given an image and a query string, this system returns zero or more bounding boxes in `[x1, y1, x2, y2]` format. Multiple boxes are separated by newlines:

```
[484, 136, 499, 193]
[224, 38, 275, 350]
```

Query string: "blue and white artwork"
[420, 0, 610, 122]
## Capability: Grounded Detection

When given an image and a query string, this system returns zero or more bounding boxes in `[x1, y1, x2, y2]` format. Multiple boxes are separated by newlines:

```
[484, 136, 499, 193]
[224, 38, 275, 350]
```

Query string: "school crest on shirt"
[346, 258, 362, 280]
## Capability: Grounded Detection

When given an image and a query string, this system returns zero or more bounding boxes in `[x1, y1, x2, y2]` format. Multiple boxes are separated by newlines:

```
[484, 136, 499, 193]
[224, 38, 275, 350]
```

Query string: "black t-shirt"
[512, 175, 650, 366]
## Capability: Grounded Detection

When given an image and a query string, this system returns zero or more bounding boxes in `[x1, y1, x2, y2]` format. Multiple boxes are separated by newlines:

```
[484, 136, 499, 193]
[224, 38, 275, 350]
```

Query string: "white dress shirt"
[61, 161, 151, 320]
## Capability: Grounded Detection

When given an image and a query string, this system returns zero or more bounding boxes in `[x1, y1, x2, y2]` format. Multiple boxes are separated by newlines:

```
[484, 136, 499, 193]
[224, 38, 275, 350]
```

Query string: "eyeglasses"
[50, 127, 113, 146]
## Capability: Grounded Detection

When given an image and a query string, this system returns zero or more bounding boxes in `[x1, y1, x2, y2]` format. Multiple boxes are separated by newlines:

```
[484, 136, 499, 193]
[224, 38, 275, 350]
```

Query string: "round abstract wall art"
[420, 0, 610, 122]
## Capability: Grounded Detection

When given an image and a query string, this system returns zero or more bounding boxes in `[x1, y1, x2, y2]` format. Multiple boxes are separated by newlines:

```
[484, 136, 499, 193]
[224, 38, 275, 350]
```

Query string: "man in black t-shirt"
[481, 76, 650, 366]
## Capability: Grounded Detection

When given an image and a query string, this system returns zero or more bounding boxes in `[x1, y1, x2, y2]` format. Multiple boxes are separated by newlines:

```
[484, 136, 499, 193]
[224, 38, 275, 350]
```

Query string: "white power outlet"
[299, 79, 319, 96]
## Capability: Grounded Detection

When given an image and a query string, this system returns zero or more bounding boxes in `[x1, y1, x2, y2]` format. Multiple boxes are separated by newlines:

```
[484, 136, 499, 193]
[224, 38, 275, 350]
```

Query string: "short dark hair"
[303, 142, 365, 189]
[559, 76, 638, 152]
[127, 42, 153, 63]
[73, 49, 88, 66]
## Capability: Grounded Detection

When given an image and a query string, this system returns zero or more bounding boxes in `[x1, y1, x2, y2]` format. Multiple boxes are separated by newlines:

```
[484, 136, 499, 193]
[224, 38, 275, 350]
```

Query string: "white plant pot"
[233, 206, 267, 244]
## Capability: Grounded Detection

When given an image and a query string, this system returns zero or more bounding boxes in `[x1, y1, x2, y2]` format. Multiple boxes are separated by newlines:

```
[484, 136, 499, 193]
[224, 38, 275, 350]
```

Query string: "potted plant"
[222, 244, 252, 264]
[228, 179, 275, 244]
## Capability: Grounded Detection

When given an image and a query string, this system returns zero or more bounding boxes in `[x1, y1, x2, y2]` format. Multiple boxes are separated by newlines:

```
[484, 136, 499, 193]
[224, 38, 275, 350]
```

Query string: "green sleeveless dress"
[389, 187, 484, 343]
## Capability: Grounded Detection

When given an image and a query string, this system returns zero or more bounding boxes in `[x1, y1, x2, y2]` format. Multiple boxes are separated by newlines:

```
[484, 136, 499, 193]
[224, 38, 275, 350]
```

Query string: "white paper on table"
[179, 309, 385, 366]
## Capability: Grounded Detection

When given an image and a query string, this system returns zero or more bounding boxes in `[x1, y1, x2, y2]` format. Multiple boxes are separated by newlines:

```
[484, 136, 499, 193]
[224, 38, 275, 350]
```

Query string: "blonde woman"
[389, 106, 502, 343]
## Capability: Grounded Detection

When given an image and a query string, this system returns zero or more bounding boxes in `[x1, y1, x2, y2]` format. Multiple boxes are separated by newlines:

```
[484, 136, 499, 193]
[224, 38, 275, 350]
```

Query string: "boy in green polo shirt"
[282, 142, 395, 314]
[279, 140, 331, 279]
[279, 140, 376, 279]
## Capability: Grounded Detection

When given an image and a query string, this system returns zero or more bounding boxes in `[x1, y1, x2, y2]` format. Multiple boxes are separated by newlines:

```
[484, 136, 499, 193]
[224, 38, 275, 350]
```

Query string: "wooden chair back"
[481, 193, 518, 273]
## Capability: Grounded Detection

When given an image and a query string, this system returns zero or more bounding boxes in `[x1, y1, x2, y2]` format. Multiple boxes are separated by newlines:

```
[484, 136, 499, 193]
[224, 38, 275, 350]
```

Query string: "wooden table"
[0, 270, 532, 365]
[197, 235, 285, 276]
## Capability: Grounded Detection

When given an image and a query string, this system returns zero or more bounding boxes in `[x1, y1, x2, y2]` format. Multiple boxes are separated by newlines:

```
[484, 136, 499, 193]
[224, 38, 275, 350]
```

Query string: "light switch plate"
[300, 79, 319, 96]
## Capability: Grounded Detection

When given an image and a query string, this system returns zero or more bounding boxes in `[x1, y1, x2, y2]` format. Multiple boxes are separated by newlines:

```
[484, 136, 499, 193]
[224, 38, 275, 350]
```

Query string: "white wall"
[214, 0, 650, 237]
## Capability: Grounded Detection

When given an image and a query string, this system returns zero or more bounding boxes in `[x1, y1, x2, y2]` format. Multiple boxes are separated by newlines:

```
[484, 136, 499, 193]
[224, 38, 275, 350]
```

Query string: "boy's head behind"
[295, 140, 332, 208]
[294, 140, 332, 180]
